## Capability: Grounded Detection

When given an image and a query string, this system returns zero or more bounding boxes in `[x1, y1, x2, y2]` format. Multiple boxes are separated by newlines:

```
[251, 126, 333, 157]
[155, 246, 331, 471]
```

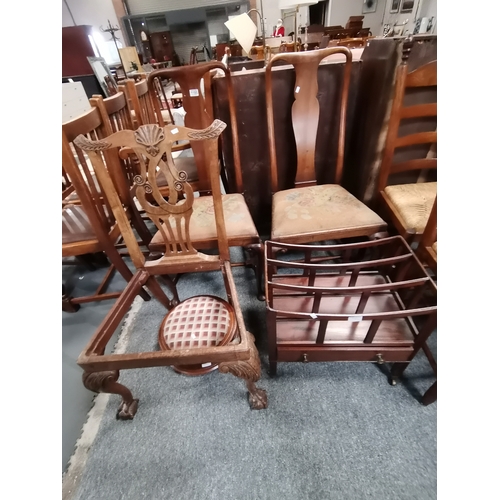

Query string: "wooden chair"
[416, 196, 437, 275]
[279, 42, 299, 53]
[146, 63, 223, 195]
[89, 92, 197, 198]
[415, 195, 437, 406]
[337, 37, 369, 49]
[377, 38, 437, 245]
[121, 77, 174, 128]
[147, 62, 265, 299]
[265, 47, 387, 246]
[74, 119, 268, 418]
[250, 45, 265, 59]
[62, 108, 151, 311]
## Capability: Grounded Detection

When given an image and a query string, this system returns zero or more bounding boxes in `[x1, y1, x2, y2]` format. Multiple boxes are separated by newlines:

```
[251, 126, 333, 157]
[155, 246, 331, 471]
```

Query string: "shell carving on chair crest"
[134, 124, 165, 156]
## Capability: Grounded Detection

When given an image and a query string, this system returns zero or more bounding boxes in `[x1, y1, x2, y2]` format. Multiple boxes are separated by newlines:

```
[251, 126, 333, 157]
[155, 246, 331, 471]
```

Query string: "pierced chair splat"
[74, 119, 268, 419]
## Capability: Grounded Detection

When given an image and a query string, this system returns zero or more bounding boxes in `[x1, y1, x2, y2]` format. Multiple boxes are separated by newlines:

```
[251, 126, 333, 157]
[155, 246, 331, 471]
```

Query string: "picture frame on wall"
[400, 0, 415, 13]
[362, 0, 378, 15]
[390, 0, 401, 13]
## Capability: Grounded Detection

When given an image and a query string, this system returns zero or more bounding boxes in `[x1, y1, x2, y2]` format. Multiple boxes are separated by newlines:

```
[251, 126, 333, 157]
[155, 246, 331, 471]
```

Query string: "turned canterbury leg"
[62, 285, 80, 313]
[218, 333, 268, 410]
[267, 312, 278, 377]
[421, 381, 437, 406]
[82, 370, 138, 420]
[244, 243, 265, 301]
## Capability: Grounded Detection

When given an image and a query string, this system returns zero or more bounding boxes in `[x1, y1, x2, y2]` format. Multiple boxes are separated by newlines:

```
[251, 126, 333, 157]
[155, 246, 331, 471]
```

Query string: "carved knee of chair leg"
[82, 370, 139, 420]
[218, 333, 268, 410]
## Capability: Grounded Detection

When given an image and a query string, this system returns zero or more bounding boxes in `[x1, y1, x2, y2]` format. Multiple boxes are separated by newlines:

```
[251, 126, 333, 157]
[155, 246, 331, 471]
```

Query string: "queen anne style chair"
[62, 108, 151, 311]
[265, 47, 387, 245]
[146, 62, 265, 299]
[377, 37, 437, 244]
[73, 119, 268, 419]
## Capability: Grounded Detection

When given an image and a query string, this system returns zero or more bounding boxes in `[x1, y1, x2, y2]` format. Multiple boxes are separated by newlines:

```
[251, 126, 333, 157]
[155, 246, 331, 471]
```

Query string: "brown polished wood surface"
[74, 119, 268, 417]
[62, 107, 150, 310]
[213, 36, 437, 232]
[265, 236, 437, 403]
[263, 47, 386, 244]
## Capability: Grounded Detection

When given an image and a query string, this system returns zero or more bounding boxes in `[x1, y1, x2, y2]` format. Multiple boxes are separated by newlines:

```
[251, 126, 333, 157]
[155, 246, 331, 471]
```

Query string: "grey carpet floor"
[65, 252, 437, 500]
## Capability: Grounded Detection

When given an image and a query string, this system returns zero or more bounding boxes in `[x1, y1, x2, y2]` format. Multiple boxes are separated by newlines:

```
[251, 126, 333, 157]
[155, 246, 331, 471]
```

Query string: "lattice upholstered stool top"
[158, 295, 237, 375]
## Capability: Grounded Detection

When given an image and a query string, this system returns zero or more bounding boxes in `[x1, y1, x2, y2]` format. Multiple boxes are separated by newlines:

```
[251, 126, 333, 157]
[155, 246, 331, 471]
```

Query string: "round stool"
[158, 295, 237, 376]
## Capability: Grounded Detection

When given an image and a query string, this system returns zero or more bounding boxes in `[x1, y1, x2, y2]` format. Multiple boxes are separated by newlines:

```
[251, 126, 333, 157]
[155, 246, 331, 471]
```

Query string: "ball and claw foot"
[117, 399, 139, 420]
[83, 370, 139, 420]
[247, 383, 268, 410]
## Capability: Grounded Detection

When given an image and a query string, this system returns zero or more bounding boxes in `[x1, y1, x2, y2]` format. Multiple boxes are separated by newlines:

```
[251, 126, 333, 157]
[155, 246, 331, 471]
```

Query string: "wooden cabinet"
[149, 31, 174, 62]
[62, 25, 104, 98]
[62, 25, 97, 78]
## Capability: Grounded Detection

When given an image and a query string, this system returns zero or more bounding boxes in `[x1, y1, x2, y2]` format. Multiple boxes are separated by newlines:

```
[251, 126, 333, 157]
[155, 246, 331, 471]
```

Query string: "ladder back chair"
[74, 119, 268, 419]
[265, 47, 387, 245]
[62, 108, 150, 311]
[416, 196, 437, 276]
[377, 37, 437, 244]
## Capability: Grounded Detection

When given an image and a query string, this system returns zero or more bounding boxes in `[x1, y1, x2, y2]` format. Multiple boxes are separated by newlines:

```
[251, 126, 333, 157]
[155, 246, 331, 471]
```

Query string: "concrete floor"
[62, 260, 134, 473]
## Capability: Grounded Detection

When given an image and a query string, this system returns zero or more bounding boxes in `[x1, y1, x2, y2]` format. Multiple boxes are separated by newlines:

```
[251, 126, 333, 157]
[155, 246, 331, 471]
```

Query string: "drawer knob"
[302, 353, 309, 363]
[376, 353, 385, 364]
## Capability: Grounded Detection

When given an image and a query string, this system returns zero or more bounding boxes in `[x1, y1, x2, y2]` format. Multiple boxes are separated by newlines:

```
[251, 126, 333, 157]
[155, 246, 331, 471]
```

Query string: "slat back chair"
[62, 164, 76, 204]
[62, 107, 150, 310]
[337, 37, 369, 49]
[89, 91, 136, 186]
[377, 37, 437, 244]
[74, 119, 268, 418]
[121, 77, 174, 129]
[416, 196, 437, 275]
[265, 47, 386, 244]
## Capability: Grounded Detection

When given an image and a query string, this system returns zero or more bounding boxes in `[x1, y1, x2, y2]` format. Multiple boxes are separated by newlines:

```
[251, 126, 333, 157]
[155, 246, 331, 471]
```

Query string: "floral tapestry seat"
[150, 193, 259, 250]
[271, 184, 386, 242]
